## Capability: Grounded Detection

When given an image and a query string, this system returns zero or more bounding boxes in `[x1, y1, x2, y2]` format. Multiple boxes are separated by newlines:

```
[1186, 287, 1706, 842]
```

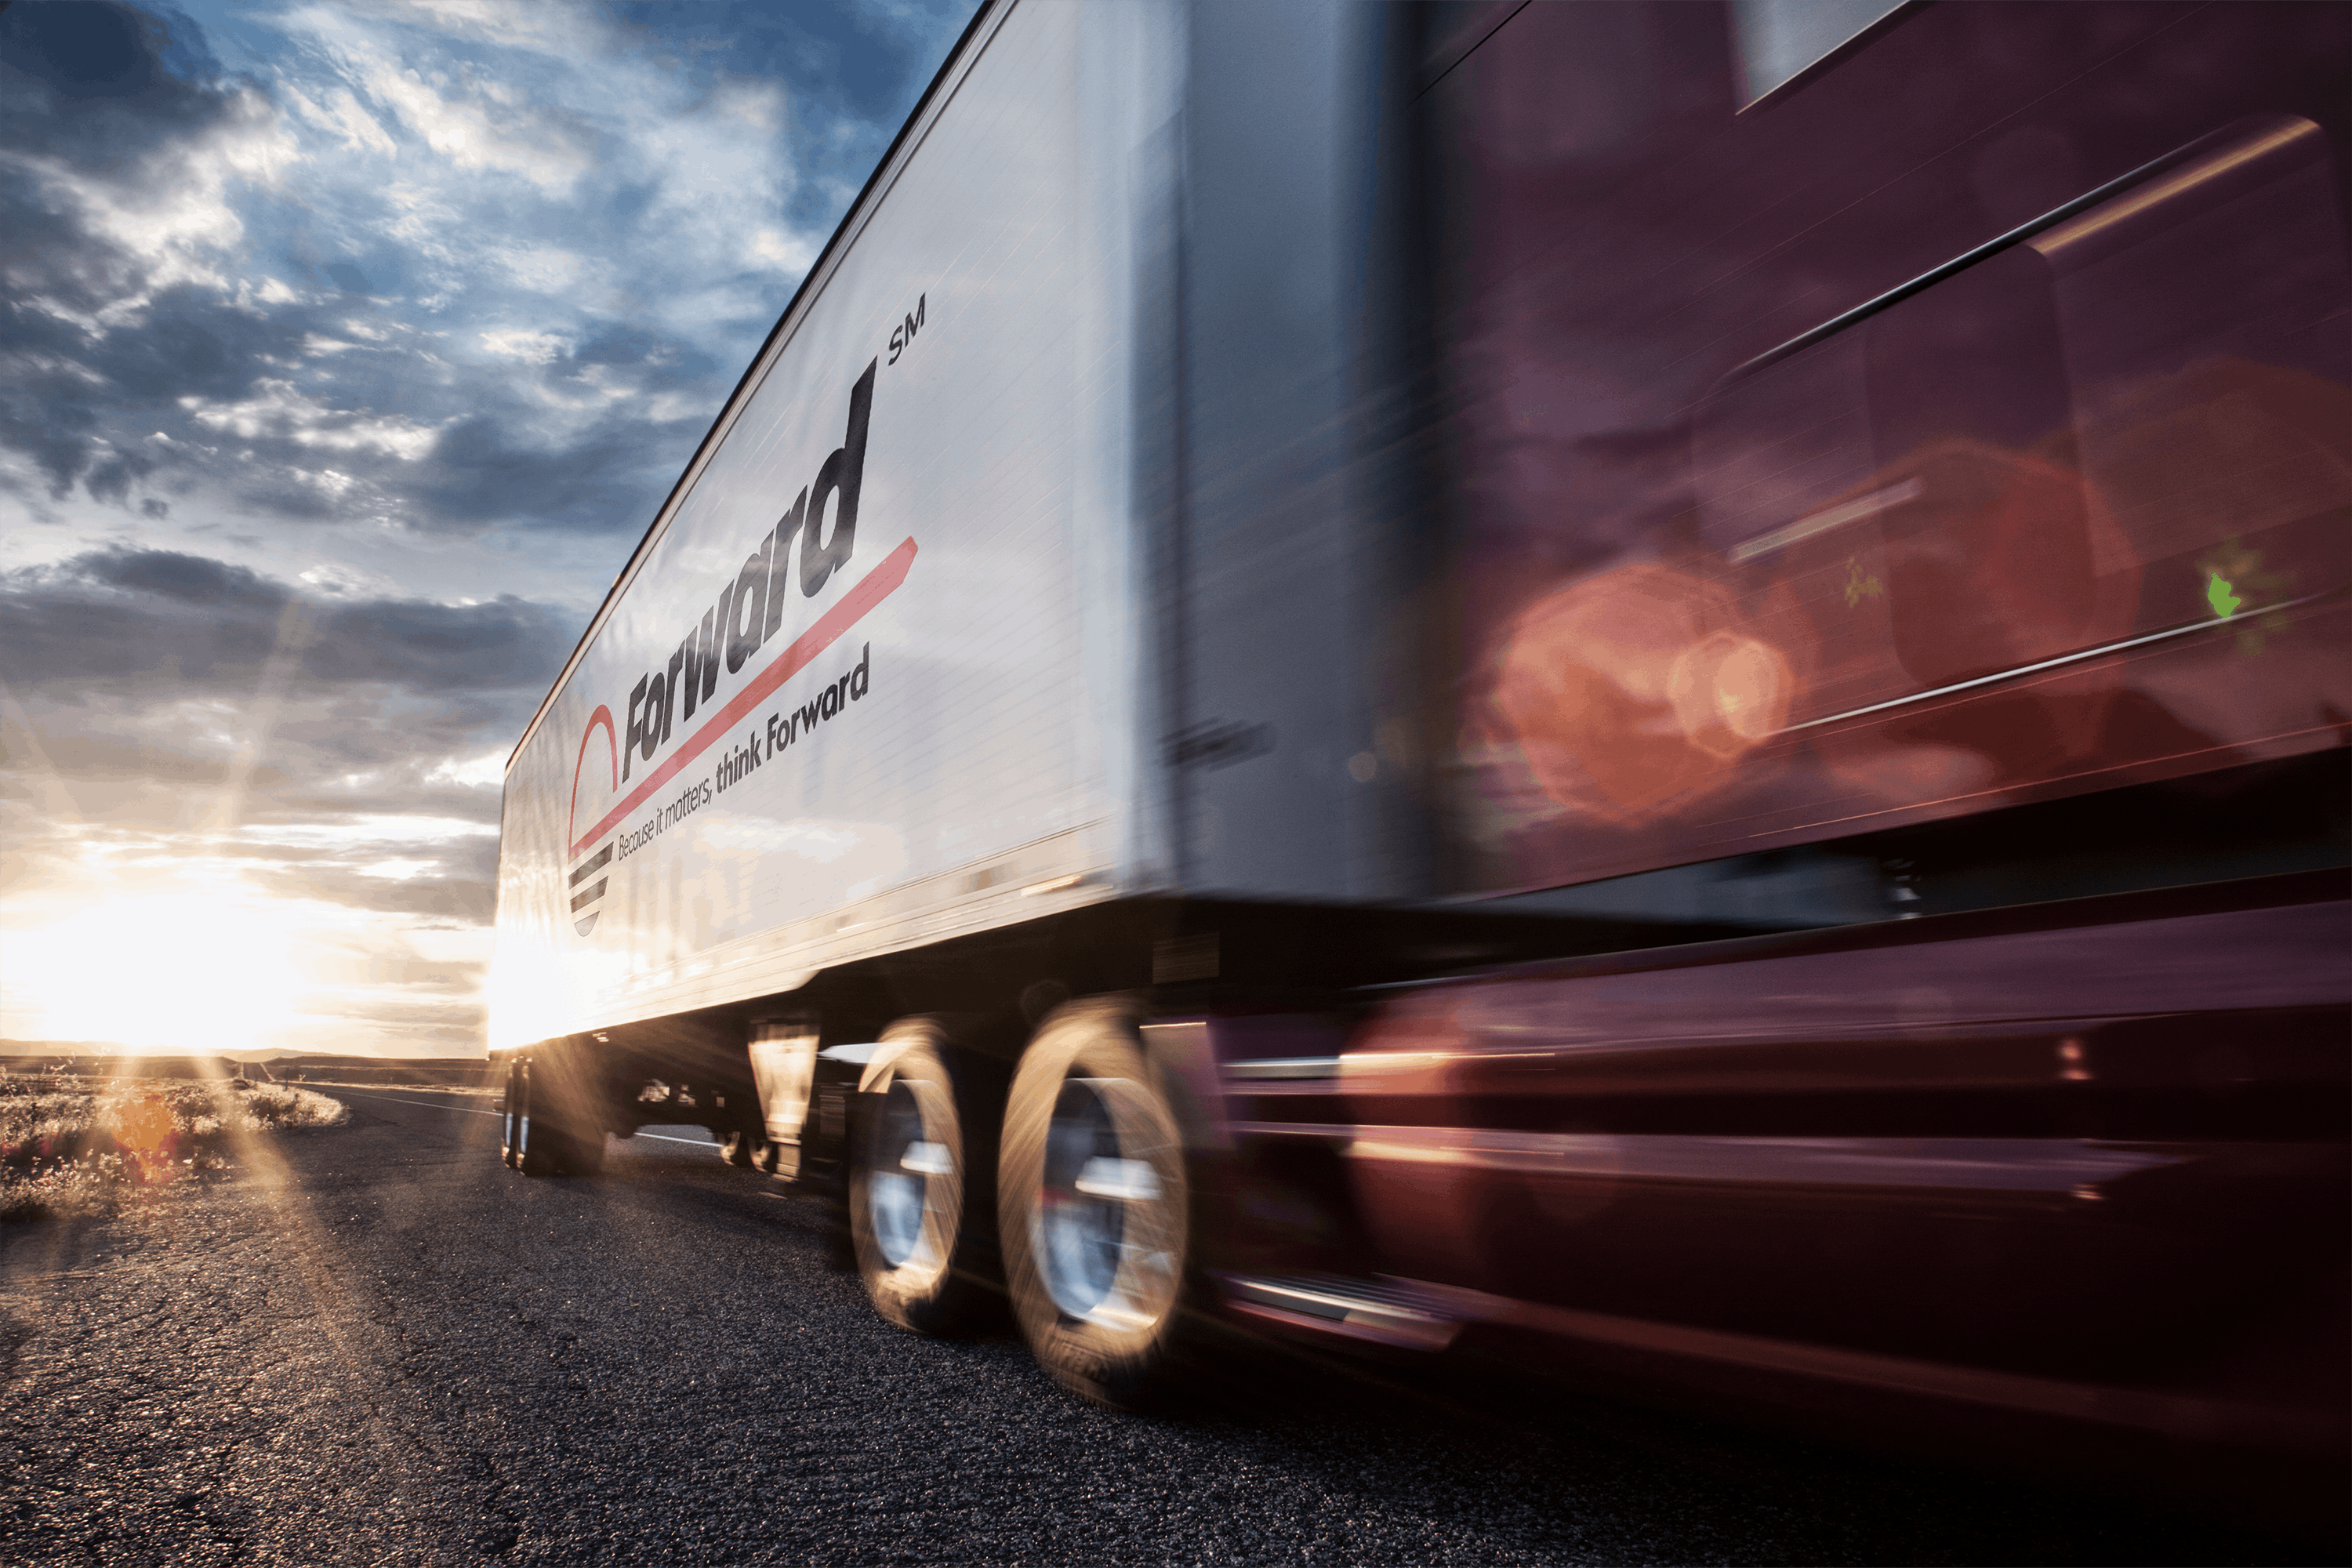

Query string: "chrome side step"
[1217, 1272, 1463, 1352]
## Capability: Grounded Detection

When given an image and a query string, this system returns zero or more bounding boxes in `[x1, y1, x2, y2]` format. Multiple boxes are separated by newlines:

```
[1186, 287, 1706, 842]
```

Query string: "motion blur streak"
[470, 0, 2347, 1544]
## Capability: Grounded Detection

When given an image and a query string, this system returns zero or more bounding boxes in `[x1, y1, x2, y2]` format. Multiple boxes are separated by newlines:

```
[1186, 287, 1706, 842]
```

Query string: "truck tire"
[500, 1061, 525, 1169]
[517, 1065, 566, 1178]
[849, 1020, 993, 1334]
[517, 1064, 563, 1177]
[998, 999, 1190, 1408]
[509, 1058, 607, 1178]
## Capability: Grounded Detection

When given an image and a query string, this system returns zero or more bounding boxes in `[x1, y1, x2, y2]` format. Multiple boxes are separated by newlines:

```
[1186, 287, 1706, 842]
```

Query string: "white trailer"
[488, 0, 1519, 1401]
[495, 1, 1171, 1044]
[493, 0, 1450, 1031]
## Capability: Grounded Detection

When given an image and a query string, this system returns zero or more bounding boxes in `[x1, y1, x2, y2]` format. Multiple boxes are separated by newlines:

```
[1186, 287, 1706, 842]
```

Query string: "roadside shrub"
[241, 1083, 350, 1128]
[0, 1075, 349, 1222]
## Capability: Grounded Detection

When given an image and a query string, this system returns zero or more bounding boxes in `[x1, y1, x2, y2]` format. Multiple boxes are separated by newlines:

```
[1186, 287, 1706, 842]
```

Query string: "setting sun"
[6, 889, 310, 1058]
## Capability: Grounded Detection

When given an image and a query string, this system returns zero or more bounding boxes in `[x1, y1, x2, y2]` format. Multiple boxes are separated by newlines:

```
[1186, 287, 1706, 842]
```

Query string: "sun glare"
[9, 892, 310, 1056]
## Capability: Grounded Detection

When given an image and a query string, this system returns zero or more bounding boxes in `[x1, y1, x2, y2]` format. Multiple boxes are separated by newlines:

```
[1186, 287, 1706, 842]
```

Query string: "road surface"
[0, 1087, 2328, 1565]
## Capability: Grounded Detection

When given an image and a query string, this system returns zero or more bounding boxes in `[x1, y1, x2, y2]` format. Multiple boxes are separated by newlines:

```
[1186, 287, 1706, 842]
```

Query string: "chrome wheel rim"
[1033, 1076, 1179, 1332]
[868, 1078, 953, 1279]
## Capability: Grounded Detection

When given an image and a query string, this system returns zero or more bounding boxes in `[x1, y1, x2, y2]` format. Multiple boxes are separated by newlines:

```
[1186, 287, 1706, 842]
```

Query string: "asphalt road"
[0, 1089, 2330, 1566]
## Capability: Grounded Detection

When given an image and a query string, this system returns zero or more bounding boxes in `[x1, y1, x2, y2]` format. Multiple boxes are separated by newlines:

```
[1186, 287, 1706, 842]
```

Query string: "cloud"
[185, 379, 446, 458]
[1, 546, 573, 699]
[275, 870, 494, 923]
[280, 78, 398, 154]
[746, 226, 812, 271]
[0, 5, 295, 314]
[350, 47, 596, 195]
[357, 0, 590, 56]
[0, 2, 750, 539]
[478, 328, 569, 363]
[0, 543, 547, 940]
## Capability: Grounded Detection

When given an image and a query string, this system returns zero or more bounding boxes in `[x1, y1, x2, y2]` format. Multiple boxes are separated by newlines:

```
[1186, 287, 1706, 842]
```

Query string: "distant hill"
[248, 1054, 498, 1087]
[2, 1049, 495, 1088]
[0, 1043, 486, 1065]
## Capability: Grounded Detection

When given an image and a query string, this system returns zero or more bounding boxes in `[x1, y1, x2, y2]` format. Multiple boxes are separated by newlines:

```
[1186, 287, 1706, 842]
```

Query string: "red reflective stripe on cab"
[568, 536, 916, 861]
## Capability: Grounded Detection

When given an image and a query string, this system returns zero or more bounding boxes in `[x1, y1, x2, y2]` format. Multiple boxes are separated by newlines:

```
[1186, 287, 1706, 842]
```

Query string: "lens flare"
[6, 892, 309, 1055]
[1668, 630, 1795, 760]
[1490, 564, 1793, 821]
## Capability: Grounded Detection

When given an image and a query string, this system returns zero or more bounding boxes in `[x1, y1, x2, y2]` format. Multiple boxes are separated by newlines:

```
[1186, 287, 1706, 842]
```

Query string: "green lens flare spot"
[1843, 555, 1883, 610]
[2205, 571, 2243, 619]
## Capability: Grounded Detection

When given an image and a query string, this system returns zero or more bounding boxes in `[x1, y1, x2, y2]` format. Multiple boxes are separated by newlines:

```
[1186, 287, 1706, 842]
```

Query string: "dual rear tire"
[999, 1000, 1191, 1407]
[847, 1001, 1195, 1407]
[500, 1057, 607, 1178]
[849, 1020, 997, 1334]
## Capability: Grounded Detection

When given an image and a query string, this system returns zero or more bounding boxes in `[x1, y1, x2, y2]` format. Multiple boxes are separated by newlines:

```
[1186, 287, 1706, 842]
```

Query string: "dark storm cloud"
[0, 546, 572, 696]
[0, 1, 223, 166]
[403, 414, 648, 532]
[77, 546, 282, 607]
[318, 593, 570, 689]
[85, 286, 299, 405]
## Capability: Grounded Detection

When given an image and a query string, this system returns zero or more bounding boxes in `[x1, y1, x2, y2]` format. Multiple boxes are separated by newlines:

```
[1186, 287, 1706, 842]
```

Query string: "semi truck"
[492, 0, 2348, 1526]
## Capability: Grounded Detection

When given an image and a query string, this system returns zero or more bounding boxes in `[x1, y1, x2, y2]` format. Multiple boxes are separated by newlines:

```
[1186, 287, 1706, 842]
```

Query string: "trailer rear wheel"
[517, 1063, 564, 1177]
[999, 1000, 1189, 1409]
[849, 1022, 992, 1334]
[506, 1058, 606, 1178]
[500, 1061, 525, 1169]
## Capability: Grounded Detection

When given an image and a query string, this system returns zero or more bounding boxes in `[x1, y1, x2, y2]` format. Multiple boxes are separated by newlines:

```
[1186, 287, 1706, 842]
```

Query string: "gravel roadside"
[0, 1090, 2325, 1566]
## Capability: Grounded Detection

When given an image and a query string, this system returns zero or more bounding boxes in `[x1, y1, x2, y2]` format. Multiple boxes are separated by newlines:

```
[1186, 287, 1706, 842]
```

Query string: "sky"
[0, 0, 980, 1058]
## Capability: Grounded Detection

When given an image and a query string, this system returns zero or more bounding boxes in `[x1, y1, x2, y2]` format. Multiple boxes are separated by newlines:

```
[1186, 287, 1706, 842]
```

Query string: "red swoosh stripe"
[568, 535, 917, 861]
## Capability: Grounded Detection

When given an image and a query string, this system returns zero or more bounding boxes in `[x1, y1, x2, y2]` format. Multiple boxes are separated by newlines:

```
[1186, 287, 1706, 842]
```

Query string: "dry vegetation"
[0, 1075, 349, 1222]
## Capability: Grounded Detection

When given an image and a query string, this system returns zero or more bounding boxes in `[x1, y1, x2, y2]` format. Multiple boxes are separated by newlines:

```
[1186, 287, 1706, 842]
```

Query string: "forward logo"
[556, 350, 917, 943]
